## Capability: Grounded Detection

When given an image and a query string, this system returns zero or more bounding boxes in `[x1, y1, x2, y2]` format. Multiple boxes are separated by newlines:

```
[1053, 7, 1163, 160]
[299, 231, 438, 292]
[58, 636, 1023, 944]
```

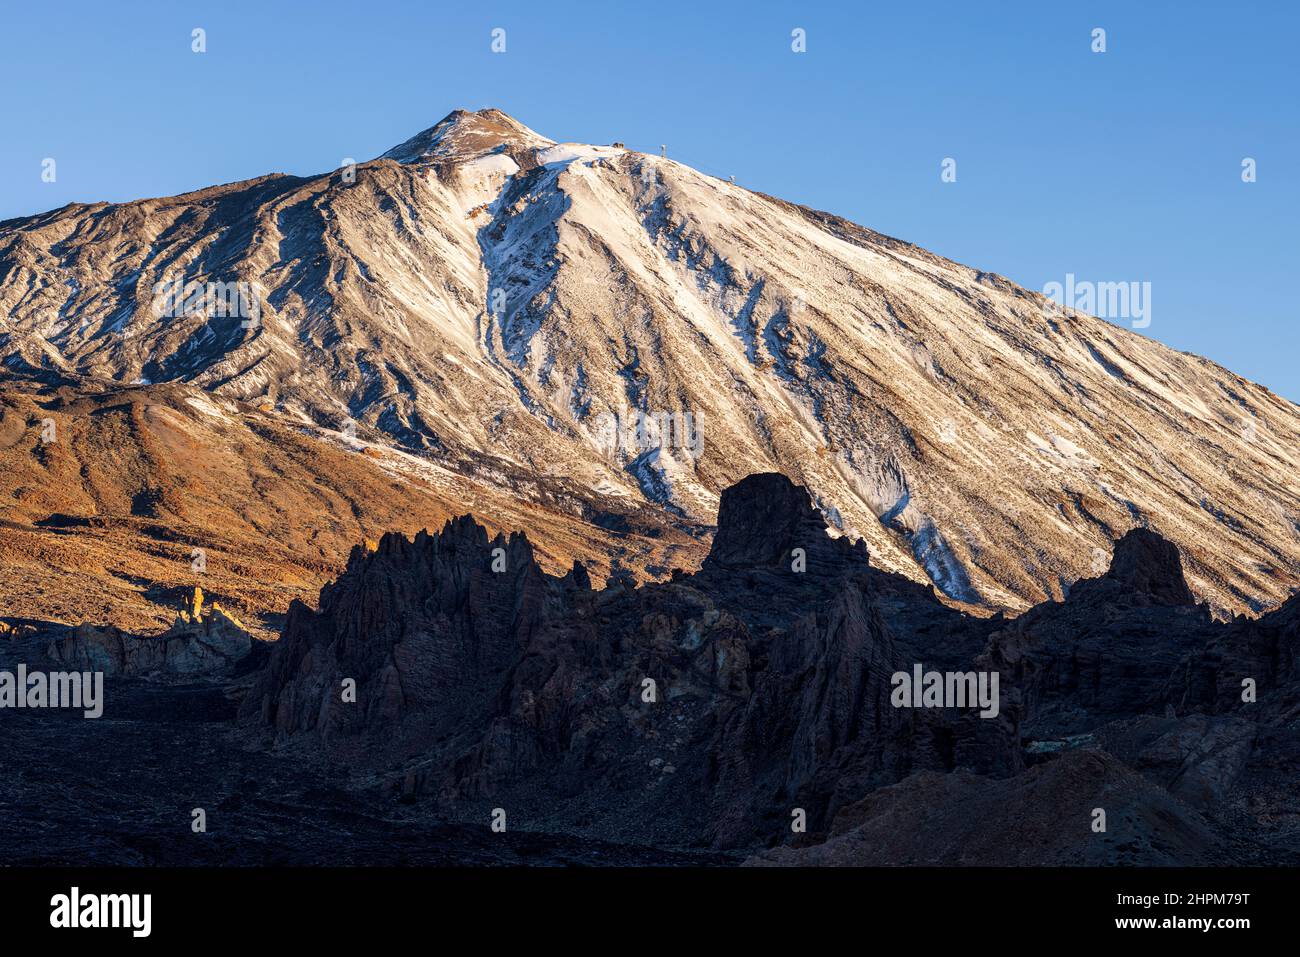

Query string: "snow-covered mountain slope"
[2, 108, 1298, 615]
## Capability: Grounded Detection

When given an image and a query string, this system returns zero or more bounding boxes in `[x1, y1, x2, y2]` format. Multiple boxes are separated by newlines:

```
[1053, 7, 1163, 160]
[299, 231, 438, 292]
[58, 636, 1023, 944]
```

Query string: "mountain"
[2, 108, 1299, 619]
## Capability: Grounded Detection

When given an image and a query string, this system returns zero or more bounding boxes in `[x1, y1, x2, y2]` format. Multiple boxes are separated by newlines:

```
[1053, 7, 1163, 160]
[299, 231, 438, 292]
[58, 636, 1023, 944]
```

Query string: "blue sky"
[2, 0, 1296, 398]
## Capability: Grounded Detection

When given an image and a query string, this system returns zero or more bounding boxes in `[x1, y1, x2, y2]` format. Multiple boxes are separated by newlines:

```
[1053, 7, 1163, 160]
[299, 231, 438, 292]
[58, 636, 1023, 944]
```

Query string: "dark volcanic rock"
[241, 518, 550, 751]
[982, 528, 1217, 737]
[242, 473, 1019, 848]
[235, 472, 1300, 863]
[746, 749, 1226, 866]
[1091, 714, 1256, 810]
[708, 574, 904, 844]
[1171, 589, 1300, 716]
[703, 472, 861, 572]
[1104, 527, 1197, 606]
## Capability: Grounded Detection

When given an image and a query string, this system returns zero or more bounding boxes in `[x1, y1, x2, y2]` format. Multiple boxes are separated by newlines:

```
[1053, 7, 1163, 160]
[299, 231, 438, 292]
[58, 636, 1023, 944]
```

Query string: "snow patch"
[910, 519, 980, 603]
[460, 153, 520, 179]
[537, 144, 625, 167]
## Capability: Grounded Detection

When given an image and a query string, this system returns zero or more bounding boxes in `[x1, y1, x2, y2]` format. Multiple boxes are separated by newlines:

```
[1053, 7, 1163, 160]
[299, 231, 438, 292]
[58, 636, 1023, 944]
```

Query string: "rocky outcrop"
[702, 472, 864, 573]
[242, 473, 1021, 848]
[48, 587, 252, 676]
[746, 749, 1226, 866]
[241, 518, 551, 750]
[981, 528, 1218, 737]
[1170, 589, 1300, 716]
[237, 473, 1300, 861]
[707, 577, 906, 844]
[1102, 528, 1197, 606]
[1092, 714, 1257, 810]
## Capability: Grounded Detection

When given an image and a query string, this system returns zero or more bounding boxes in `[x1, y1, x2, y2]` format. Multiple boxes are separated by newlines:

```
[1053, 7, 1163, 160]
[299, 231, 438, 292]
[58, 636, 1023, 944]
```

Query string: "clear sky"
[2, 0, 1296, 398]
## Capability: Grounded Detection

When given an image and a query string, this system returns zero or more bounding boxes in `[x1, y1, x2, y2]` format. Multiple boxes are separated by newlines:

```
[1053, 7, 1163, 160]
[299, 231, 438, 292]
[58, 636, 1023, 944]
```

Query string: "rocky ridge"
[47, 586, 254, 676]
[240, 473, 1300, 861]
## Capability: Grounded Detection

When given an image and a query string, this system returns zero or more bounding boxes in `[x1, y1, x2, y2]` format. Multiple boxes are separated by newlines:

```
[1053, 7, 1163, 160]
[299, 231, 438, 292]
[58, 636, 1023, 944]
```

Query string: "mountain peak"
[379, 108, 553, 165]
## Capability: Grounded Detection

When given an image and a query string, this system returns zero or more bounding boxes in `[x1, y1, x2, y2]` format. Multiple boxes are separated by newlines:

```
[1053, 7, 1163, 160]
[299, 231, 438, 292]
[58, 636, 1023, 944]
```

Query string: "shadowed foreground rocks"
[237, 472, 1300, 863]
[241, 474, 1012, 848]
[746, 750, 1226, 866]
[3, 472, 1295, 865]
